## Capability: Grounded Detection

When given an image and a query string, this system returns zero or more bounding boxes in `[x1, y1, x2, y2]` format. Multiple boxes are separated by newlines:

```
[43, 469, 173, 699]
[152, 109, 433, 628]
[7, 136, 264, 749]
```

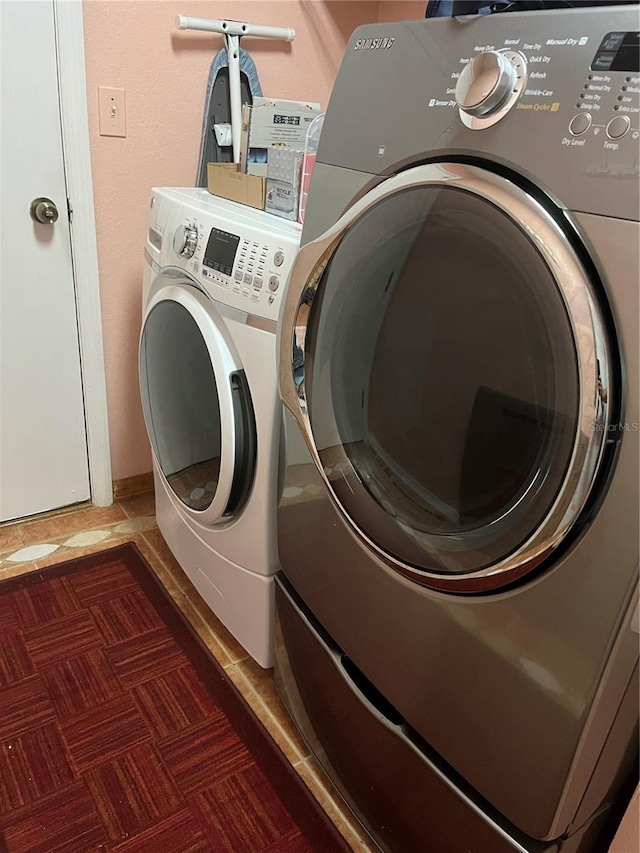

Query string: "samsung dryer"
[140, 188, 300, 667]
[275, 6, 639, 852]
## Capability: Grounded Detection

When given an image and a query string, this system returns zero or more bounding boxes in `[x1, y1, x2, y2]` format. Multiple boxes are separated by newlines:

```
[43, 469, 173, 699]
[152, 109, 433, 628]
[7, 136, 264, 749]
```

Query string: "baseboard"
[112, 472, 154, 501]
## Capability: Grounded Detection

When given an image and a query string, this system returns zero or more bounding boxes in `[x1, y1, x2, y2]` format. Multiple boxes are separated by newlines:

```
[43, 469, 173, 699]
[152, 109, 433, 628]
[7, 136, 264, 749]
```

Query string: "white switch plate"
[98, 86, 126, 137]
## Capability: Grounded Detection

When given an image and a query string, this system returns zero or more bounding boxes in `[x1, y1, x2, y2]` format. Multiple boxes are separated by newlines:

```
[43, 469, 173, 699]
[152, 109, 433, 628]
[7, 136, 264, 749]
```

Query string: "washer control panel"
[198, 229, 294, 317]
[154, 189, 302, 323]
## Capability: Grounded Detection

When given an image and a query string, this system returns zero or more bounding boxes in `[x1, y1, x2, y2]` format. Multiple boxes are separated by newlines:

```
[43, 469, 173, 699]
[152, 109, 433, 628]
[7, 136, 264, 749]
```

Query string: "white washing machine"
[140, 188, 301, 667]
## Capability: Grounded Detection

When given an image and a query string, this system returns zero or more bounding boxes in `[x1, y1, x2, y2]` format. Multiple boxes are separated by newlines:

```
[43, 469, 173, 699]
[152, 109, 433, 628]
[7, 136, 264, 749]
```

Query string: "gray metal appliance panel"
[275, 574, 636, 853]
[275, 576, 563, 853]
[313, 8, 639, 227]
[301, 163, 380, 245]
[277, 216, 639, 839]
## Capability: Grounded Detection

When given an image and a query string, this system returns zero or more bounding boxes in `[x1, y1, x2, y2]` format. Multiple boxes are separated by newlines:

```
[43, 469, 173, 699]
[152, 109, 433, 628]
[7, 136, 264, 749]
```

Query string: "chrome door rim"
[141, 280, 241, 526]
[279, 162, 613, 592]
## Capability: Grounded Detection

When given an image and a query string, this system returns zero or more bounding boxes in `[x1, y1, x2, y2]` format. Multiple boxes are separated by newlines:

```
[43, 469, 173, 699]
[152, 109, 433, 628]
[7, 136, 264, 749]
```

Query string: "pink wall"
[83, 0, 379, 480]
[610, 790, 639, 853]
[378, 1, 425, 20]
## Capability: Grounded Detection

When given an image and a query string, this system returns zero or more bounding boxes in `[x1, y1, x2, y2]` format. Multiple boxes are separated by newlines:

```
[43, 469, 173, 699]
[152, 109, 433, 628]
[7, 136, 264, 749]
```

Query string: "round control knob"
[456, 51, 518, 119]
[173, 224, 198, 258]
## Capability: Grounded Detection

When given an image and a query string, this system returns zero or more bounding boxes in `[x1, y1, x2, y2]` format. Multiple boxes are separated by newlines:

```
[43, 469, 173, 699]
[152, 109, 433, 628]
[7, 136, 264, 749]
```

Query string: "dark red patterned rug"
[0, 544, 351, 853]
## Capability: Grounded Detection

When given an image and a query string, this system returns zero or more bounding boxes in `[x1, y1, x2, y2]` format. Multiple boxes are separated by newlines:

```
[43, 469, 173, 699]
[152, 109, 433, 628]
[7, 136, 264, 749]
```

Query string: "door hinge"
[67, 197, 73, 223]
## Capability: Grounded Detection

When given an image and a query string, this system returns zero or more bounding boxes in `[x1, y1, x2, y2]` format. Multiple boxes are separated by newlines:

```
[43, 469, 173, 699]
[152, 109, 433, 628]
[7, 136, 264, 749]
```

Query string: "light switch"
[98, 86, 126, 137]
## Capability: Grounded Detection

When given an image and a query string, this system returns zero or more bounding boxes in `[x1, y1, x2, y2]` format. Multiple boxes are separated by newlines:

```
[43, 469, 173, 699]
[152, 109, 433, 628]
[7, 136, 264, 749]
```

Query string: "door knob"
[30, 197, 59, 224]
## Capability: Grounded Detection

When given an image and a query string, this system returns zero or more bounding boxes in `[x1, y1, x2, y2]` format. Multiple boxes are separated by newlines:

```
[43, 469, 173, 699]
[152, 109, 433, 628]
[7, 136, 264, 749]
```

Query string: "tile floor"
[0, 495, 378, 853]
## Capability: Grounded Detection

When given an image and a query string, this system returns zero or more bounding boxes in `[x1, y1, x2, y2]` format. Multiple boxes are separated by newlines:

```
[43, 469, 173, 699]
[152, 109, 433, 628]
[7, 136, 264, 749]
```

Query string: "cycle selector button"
[456, 51, 515, 117]
[173, 224, 198, 258]
[455, 49, 526, 129]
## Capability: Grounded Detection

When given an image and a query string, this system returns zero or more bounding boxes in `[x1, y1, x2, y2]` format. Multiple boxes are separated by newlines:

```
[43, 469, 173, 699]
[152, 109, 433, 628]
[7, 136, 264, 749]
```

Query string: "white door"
[0, 0, 90, 521]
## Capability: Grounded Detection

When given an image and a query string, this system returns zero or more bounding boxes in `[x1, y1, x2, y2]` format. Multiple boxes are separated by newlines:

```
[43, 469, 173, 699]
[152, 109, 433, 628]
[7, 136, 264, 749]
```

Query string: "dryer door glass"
[305, 184, 584, 580]
[140, 300, 223, 512]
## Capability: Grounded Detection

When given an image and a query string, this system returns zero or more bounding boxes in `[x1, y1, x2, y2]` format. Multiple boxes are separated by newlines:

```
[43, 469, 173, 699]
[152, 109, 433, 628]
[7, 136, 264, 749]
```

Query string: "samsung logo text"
[354, 37, 395, 51]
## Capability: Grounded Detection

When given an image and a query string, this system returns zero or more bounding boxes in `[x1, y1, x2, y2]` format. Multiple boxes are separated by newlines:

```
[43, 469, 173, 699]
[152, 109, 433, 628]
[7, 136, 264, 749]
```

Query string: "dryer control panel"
[318, 7, 640, 222]
[147, 187, 301, 325]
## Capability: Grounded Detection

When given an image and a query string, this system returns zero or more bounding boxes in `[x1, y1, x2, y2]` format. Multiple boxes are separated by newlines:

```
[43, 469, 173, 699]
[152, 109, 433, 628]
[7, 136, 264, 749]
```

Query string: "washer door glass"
[305, 184, 585, 579]
[140, 286, 256, 519]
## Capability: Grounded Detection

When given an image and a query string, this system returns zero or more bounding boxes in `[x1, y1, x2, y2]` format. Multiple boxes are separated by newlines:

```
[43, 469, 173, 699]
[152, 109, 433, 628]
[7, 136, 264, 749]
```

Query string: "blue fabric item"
[208, 47, 263, 100]
[196, 47, 263, 184]
[426, 0, 454, 15]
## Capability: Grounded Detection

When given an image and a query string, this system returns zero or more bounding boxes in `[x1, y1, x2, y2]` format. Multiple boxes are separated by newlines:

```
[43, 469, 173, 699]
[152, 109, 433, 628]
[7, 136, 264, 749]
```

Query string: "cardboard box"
[239, 104, 251, 174]
[207, 163, 265, 210]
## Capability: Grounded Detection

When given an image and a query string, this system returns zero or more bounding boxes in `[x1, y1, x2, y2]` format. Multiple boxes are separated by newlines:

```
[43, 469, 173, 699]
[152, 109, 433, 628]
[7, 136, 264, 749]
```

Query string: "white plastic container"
[298, 112, 325, 223]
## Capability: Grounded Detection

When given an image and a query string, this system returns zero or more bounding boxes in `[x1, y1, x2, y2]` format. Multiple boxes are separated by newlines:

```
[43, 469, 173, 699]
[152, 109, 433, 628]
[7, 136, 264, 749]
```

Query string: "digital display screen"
[203, 227, 240, 276]
[592, 31, 640, 72]
[273, 114, 300, 126]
